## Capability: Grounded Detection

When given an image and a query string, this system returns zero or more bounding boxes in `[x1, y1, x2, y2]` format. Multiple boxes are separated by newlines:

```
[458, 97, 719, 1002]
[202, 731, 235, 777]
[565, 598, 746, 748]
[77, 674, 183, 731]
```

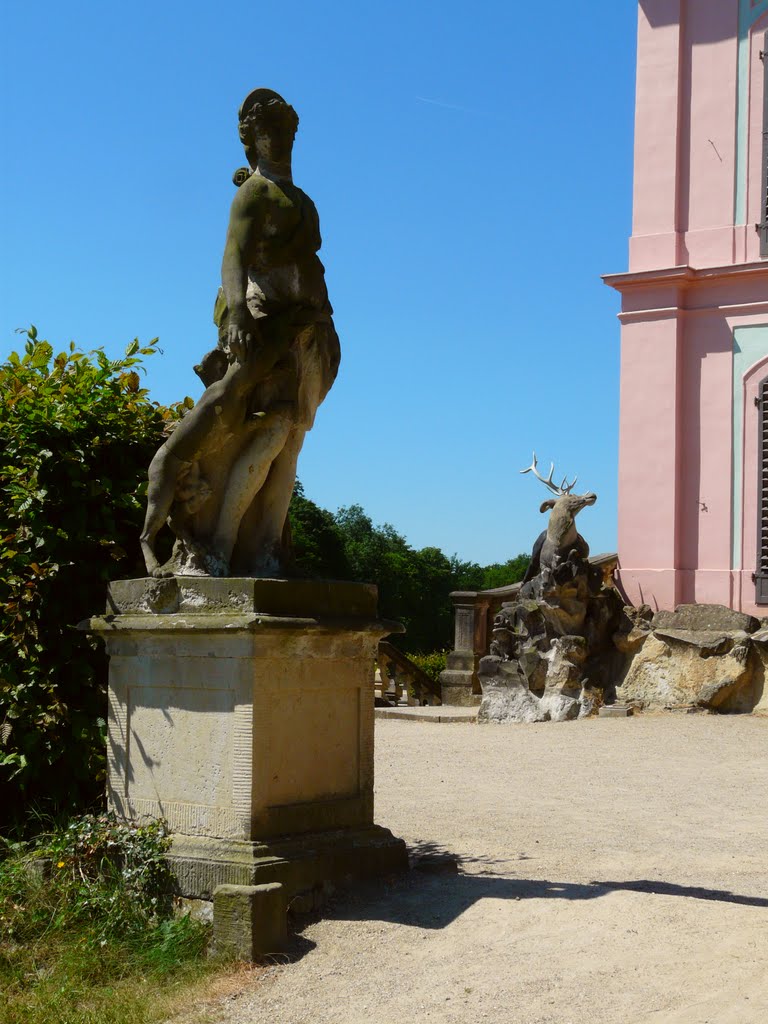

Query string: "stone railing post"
[440, 591, 483, 706]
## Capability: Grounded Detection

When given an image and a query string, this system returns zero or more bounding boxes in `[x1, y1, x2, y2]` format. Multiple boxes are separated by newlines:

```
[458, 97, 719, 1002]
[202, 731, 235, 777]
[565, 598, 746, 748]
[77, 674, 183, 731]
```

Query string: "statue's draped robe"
[167, 188, 340, 576]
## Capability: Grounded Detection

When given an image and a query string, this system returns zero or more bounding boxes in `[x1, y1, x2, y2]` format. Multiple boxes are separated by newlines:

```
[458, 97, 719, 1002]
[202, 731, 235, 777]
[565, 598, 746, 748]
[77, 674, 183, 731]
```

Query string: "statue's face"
[241, 102, 298, 165]
[561, 493, 597, 516]
[255, 117, 296, 158]
[540, 492, 597, 517]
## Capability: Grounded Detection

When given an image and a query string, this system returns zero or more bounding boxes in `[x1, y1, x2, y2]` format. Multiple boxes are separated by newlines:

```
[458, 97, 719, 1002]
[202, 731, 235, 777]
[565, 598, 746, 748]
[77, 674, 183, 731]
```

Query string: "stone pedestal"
[440, 649, 481, 706]
[83, 577, 407, 909]
[439, 593, 485, 706]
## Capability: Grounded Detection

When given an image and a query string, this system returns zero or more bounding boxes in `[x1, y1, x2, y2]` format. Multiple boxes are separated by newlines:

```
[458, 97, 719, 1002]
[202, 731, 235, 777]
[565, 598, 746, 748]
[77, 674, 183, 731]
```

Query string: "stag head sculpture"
[520, 453, 597, 581]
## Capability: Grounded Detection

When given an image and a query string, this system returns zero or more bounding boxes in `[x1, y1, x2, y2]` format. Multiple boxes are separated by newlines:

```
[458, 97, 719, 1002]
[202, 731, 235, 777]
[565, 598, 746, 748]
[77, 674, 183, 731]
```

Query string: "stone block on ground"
[618, 631, 754, 711]
[213, 882, 288, 959]
[599, 705, 634, 718]
[477, 678, 548, 723]
[440, 653, 482, 707]
[746, 630, 768, 714]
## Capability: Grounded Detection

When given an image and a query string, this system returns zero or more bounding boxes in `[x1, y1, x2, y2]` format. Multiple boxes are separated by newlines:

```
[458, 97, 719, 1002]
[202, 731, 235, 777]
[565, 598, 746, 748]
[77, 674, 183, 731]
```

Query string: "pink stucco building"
[605, 0, 768, 615]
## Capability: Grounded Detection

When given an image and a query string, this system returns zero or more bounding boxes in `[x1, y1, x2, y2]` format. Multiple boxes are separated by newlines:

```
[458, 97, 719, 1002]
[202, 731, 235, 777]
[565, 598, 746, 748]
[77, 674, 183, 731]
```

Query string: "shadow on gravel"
[407, 838, 509, 872]
[594, 879, 768, 908]
[314, 851, 768, 933]
[282, 933, 318, 961]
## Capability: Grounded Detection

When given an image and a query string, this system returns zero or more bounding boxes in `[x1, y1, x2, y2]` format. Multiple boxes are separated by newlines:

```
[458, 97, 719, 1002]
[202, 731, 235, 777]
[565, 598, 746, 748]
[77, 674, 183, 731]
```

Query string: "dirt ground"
[173, 715, 768, 1024]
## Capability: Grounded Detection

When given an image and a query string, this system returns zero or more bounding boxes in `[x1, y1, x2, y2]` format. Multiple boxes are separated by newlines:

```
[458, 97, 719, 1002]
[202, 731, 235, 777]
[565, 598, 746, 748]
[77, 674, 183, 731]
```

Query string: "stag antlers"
[520, 452, 577, 496]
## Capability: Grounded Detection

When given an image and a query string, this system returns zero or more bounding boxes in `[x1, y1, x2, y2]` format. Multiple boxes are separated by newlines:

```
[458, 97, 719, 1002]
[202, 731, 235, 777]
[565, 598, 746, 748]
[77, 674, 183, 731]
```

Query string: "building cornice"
[602, 260, 768, 293]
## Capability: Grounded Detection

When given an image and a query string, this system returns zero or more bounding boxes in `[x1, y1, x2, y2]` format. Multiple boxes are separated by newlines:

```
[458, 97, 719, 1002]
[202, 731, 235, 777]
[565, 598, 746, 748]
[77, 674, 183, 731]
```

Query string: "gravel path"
[175, 715, 768, 1024]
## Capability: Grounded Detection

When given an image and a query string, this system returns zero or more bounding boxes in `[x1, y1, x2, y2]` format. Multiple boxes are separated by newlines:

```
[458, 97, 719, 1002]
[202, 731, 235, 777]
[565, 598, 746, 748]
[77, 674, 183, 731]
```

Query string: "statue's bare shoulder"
[230, 173, 302, 224]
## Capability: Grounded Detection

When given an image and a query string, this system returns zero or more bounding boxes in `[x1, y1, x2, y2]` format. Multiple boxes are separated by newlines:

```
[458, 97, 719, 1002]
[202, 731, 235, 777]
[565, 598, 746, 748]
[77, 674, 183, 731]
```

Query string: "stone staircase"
[375, 641, 442, 707]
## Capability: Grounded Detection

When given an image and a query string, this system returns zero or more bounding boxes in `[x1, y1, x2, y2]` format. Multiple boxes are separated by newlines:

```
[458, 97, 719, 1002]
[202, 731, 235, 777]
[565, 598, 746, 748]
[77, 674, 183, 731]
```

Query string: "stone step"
[375, 706, 477, 724]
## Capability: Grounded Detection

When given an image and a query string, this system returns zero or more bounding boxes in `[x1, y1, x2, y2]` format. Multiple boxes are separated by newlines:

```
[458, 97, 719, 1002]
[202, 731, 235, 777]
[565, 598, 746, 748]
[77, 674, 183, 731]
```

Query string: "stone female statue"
[140, 89, 340, 578]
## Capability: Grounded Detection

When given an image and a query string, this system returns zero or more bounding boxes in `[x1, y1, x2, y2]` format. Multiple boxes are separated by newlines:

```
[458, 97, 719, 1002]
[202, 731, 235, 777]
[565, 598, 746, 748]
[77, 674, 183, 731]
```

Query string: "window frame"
[755, 374, 768, 603]
[759, 30, 768, 256]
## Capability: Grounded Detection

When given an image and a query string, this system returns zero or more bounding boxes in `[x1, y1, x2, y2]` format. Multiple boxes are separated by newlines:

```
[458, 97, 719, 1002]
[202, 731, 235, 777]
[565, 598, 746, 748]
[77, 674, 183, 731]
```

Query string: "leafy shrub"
[0, 814, 211, 1024]
[408, 649, 448, 684]
[43, 813, 177, 934]
[0, 329, 181, 828]
[2, 813, 176, 942]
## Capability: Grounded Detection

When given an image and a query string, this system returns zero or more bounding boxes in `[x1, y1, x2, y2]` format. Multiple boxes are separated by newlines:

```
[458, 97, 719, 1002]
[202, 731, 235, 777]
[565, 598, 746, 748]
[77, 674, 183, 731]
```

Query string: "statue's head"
[539, 492, 597, 517]
[238, 88, 299, 168]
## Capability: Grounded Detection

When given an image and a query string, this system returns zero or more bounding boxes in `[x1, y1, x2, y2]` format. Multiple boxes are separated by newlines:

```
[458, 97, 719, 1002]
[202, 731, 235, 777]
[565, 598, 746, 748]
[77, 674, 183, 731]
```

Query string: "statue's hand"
[226, 321, 253, 363]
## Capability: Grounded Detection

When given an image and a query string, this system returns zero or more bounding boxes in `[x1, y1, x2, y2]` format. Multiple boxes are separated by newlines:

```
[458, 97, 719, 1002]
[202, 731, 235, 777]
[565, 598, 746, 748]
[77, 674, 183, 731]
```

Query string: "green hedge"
[0, 330, 179, 828]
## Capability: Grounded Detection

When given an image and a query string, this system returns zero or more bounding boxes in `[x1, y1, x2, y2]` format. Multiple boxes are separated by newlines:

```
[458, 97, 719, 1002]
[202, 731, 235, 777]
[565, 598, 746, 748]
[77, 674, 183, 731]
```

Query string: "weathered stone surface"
[543, 636, 586, 696]
[578, 686, 604, 718]
[22, 856, 52, 882]
[653, 628, 742, 655]
[478, 683, 549, 723]
[82, 577, 409, 918]
[175, 898, 214, 924]
[87, 585, 395, 840]
[140, 89, 340, 580]
[477, 643, 589, 724]
[477, 544, 629, 723]
[477, 658, 549, 723]
[169, 827, 407, 901]
[539, 637, 584, 721]
[105, 576, 380, 620]
[519, 644, 548, 693]
[608, 607, 768, 713]
[213, 882, 288, 958]
[618, 632, 753, 710]
[440, 644, 482, 707]
[652, 604, 760, 634]
[740, 630, 768, 714]
[613, 624, 651, 654]
[539, 691, 581, 722]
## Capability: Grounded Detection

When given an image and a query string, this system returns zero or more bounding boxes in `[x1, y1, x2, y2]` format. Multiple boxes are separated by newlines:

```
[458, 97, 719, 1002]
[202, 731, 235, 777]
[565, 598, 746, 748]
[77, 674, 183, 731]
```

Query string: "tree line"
[289, 482, 529, 653]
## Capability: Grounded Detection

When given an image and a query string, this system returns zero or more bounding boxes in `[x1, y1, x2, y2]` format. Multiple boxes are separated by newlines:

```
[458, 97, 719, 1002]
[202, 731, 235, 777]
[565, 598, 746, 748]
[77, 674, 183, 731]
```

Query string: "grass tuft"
[0, 814, 225, 1024]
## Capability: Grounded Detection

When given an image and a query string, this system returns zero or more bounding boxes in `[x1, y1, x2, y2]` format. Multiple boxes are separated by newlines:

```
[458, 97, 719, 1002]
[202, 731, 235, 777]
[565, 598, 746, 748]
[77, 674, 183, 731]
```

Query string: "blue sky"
[1, 1, 637, 566]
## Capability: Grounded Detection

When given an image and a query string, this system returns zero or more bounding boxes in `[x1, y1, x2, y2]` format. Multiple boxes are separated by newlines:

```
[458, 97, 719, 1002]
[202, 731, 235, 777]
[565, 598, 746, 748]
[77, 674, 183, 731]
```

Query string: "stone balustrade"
[376, 641, 442, 707]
